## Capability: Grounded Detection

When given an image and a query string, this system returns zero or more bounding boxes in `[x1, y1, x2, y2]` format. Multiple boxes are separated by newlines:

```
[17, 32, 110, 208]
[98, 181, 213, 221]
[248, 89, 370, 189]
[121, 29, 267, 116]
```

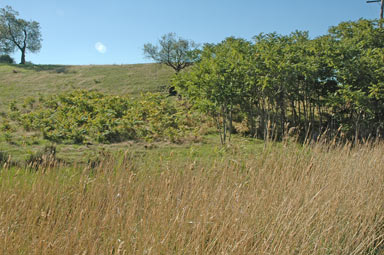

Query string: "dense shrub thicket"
[8, 90, 205, 144]
[174, 19, 384, 143]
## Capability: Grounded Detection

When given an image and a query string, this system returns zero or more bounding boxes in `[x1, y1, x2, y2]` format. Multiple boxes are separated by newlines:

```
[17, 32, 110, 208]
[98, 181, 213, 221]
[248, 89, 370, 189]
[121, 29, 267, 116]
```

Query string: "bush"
[13, 90, 207, 144]
[0, 54, 15, 64]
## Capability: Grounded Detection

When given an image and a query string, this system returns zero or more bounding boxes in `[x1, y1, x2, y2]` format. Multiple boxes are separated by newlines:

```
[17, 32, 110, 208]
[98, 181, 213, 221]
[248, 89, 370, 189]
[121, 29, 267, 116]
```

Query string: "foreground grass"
[1, 141, 383, 254]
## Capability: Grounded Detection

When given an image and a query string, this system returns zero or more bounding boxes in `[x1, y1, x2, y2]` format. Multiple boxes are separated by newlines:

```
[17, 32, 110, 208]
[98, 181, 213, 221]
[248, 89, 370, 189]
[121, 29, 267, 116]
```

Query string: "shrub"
[0, 54, 15, 64]
[3, 131, 14, 144]
[0, 120, 13, 132]
[13, 90, 207, 144]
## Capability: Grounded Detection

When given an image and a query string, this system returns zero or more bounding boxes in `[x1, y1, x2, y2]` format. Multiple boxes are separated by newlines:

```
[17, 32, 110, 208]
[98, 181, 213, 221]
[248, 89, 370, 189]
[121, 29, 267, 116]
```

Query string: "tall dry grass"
[1, 141, 384, 254]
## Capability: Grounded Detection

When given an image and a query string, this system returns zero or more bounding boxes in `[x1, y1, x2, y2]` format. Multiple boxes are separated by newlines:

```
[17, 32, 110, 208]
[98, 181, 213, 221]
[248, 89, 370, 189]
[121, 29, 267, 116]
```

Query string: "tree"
[174, 19, 384, 142]
[0, 6, 42, 64]
[326, 19, 384, 138]
[174, 37, 252, 144]
[143, 33, 199, 74]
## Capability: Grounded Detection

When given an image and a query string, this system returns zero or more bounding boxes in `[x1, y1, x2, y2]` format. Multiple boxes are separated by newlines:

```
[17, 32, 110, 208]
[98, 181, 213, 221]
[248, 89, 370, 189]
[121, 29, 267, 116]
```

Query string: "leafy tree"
[327, 19, 384, 138]
[176, 19, 384, 142]
[252, 33, 292, 138]
[143, 33, 199, 73]
[0, 6, 42, 64]
[174, 37, 252, 143]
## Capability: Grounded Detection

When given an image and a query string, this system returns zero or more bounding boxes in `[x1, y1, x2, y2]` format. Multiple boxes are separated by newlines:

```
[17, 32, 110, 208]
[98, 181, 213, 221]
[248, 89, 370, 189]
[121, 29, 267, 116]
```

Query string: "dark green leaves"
[144, 33, 199, 73]
[174, 19, 384, 141]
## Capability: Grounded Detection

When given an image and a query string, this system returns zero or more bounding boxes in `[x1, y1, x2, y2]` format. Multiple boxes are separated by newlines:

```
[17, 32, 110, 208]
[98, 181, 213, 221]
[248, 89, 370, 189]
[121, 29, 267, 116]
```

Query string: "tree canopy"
[173, 19, 384, 143]
[144, 33, 199, 73]
[0, 6, 42, 64]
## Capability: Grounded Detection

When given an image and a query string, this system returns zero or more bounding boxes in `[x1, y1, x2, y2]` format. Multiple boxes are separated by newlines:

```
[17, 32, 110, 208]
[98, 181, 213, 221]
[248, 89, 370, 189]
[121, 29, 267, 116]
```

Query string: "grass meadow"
[0, 64, 384, 254]
[1, 140, 384, 254]
[0, 63, 172, 113]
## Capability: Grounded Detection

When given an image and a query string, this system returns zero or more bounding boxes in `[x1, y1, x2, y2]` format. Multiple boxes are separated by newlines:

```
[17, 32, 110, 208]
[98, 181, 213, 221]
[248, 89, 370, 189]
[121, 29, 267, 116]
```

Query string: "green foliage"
[174, 37, 252, 143]
[3, 131, 13, 144]
[0, 119, 13, 132]
[22, 97, 35, 109]
[144, 33, 200, 73]
[174, 19, 384, 142]
[9, 100, 18, 112]
[13, 90, 205, 144]
[0, 5, 42, 64]
[0, 54, 14, 64]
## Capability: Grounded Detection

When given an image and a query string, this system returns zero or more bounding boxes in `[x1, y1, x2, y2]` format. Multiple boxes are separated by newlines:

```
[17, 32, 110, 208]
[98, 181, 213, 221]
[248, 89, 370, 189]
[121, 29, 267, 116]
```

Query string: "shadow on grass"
[13, 64, 75, 74]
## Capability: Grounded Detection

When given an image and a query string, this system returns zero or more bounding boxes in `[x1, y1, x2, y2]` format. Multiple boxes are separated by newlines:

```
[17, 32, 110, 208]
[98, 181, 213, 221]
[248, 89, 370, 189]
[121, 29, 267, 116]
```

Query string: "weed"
[26, 145, 58, 170]
[0, 150, 10, 166]
[3, 131, 14, 144]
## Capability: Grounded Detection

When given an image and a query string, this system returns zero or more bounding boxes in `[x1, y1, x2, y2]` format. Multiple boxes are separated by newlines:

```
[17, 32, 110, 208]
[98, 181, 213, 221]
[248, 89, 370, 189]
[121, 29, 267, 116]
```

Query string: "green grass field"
[0, 63, 173, 113]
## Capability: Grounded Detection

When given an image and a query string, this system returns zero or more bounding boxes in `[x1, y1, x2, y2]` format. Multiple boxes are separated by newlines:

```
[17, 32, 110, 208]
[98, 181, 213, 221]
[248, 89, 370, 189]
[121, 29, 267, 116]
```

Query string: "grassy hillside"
[0, 63, 173, 112]
[0, 63, 184, 162]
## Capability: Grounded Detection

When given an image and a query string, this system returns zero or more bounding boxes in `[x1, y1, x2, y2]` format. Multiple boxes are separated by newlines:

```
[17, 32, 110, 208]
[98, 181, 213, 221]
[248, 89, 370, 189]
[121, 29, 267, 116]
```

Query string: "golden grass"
[0, 141, 384, 254]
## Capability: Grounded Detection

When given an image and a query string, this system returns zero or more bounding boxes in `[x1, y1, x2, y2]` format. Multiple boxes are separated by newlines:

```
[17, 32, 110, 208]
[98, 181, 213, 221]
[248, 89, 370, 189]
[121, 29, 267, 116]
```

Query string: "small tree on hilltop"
[144, 33, 200, 74]
[0, 6, 42, 64]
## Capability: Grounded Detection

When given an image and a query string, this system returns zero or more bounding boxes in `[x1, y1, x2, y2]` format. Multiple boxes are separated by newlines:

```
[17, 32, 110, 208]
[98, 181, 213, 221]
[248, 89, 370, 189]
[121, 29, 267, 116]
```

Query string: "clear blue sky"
[0, 0, 381, 65]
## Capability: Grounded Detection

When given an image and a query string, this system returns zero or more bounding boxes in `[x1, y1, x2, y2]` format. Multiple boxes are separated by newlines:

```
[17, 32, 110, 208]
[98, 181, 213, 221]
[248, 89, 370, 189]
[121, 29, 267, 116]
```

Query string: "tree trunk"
[291, 100, 297, 126]
[228, 104, 233, 142]
[303, 98, 307, 130]
[248, 99, 256, 137]
[298, 100, 301, 126]
[355, 111, 361, 145]
[20, 48, 26, 65]
[220, 104, 227, 145]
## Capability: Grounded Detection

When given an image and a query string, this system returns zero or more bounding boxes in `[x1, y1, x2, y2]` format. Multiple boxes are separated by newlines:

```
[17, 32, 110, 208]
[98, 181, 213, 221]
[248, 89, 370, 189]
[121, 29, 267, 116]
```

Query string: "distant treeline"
[174, 19, 384, 143]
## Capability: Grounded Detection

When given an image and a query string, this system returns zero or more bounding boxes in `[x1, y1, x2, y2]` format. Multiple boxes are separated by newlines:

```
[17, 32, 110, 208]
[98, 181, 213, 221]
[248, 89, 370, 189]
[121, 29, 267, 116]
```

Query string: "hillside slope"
[0, 63, 174, 112]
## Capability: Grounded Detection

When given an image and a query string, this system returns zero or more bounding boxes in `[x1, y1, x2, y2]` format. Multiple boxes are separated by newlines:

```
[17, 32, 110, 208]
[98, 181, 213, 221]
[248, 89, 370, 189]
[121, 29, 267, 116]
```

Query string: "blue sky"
[0, 0, 381, 65]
